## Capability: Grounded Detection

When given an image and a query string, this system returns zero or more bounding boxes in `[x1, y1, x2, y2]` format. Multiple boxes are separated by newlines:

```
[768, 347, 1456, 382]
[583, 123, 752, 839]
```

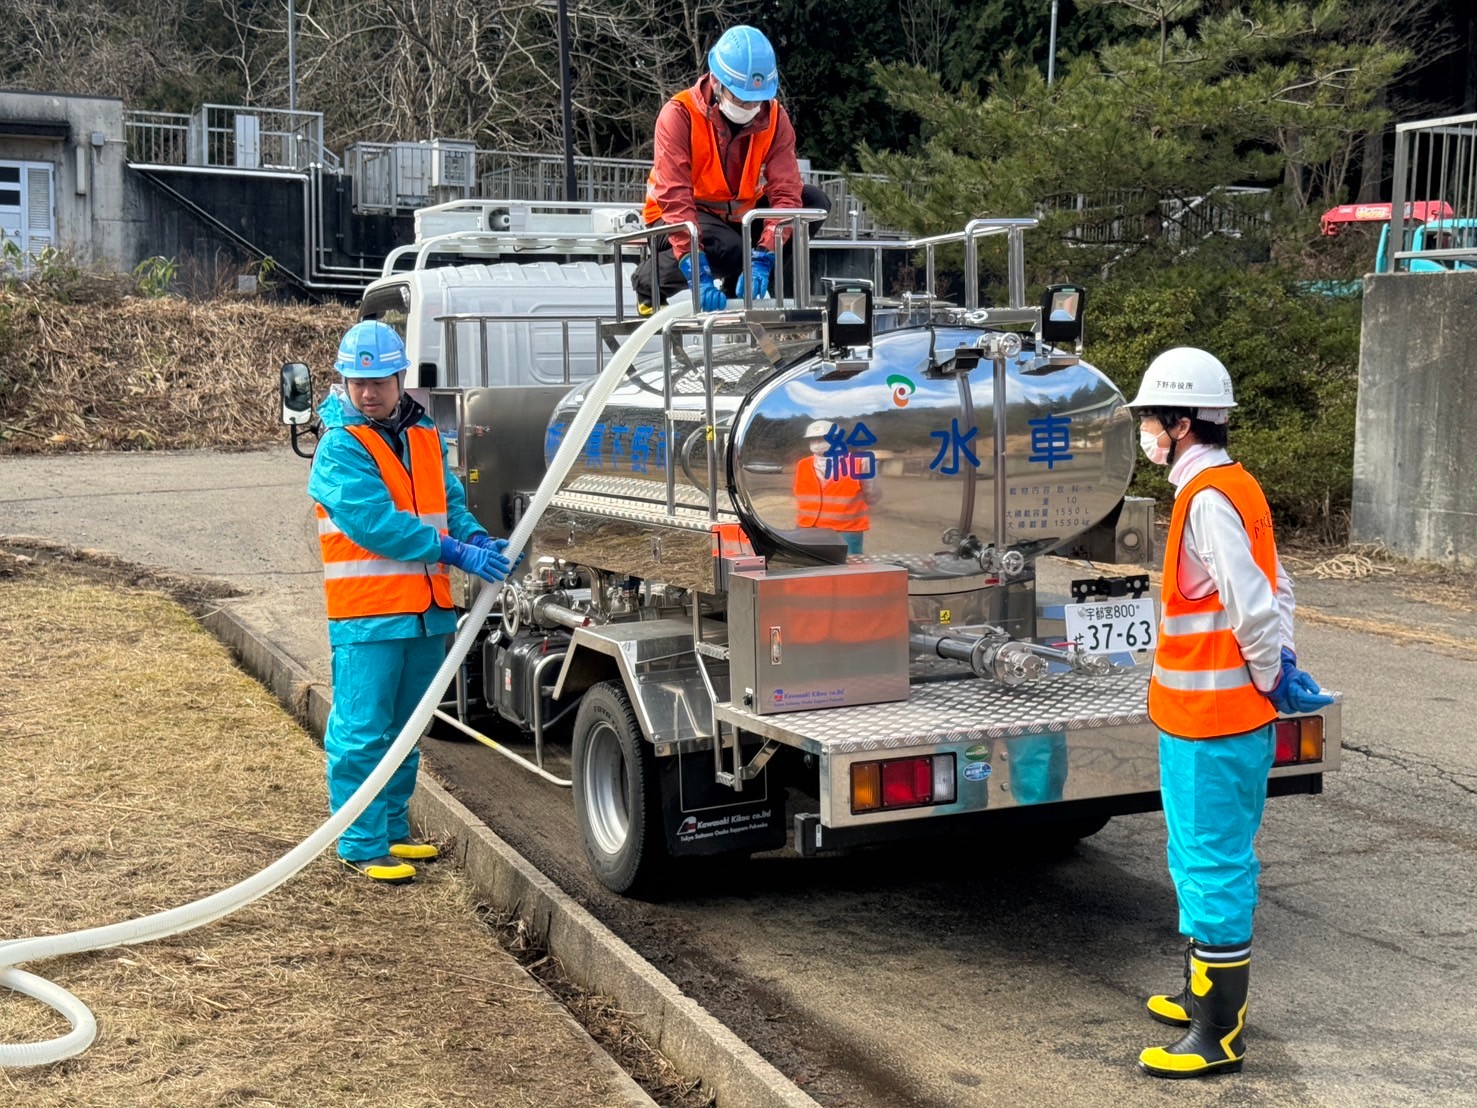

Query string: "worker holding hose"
[1127, 347, 1333, 1077]
[308, 320, 515, 884]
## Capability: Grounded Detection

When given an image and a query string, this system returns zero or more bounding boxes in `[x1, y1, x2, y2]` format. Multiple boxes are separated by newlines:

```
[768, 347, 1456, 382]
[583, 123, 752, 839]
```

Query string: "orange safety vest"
[316, 424, 453, 620]
[643, 87, 779, 226]
[1149, 462, 1279, 739]
[793, 457, 870, 532]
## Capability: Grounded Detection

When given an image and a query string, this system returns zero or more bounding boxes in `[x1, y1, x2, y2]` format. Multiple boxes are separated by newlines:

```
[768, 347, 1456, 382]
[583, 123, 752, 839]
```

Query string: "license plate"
[1063, 597, 1157, 653]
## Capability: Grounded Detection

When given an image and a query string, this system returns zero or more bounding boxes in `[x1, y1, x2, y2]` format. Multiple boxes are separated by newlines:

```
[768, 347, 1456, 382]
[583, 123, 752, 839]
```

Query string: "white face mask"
[809, 440, 829, 456]
[719, 97, 762, 124]
[1139, 429, 1171, 466]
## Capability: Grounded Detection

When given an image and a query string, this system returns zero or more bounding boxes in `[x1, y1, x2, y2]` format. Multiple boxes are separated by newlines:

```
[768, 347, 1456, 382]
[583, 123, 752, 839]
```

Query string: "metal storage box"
[728, 564, 910, 715]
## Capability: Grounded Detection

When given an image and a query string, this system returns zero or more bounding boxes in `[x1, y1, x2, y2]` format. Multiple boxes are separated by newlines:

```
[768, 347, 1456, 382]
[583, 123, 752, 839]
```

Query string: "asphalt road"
[4, 446, 1474, 1107]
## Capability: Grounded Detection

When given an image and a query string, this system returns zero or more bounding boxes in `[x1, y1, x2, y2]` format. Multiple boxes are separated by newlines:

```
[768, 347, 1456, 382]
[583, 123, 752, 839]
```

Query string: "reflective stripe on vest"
[793, 458, 869, 532]
[1148, 462, 1279, 739]
[316, 424, 453, 620]
[643, 88, 779, 227]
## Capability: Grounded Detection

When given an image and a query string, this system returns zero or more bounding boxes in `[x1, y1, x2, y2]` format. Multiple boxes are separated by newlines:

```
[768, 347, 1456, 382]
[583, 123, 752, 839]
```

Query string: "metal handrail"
[434, 311, 610, 387]
[603, 221, 701, 321]
[738, 207, 828, 307]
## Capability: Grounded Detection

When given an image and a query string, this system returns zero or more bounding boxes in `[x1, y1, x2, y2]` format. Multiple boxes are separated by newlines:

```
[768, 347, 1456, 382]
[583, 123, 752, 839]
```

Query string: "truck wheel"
[571, 681, 667, 895]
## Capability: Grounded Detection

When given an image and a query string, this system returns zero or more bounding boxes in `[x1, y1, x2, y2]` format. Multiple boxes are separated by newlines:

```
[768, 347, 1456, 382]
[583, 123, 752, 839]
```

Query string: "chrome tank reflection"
[545, 326, 1134, 581]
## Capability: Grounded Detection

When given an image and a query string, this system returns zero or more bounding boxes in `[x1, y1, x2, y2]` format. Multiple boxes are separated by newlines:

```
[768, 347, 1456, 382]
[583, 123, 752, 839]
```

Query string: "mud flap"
[660, 744, 786, 856]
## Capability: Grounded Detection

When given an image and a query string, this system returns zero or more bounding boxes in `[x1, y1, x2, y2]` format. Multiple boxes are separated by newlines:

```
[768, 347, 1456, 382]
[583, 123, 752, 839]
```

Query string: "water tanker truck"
[282, 203, 1339, 894]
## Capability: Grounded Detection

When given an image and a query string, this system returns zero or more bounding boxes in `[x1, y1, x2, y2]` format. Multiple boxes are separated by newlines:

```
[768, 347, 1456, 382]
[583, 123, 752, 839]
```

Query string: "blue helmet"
[708, 25, 778, 102]
[335, 319, 408, 378]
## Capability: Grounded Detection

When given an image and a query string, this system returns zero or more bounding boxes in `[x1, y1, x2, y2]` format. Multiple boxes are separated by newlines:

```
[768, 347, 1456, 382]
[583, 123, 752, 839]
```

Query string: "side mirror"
[281, 362, 314, 426]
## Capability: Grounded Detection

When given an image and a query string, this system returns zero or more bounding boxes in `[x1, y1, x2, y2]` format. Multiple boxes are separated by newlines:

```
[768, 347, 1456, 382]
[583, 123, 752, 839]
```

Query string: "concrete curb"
[205, 599, 820, 1108]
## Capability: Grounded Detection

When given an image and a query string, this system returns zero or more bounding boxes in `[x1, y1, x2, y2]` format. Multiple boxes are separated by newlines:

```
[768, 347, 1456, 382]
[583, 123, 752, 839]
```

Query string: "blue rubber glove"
[468, 533, 525, 572]
[735, 250, 774, 299]
[1267, 647, 1335, 715]
[440, 535, 511, 584]
[678, 252, 727, 311]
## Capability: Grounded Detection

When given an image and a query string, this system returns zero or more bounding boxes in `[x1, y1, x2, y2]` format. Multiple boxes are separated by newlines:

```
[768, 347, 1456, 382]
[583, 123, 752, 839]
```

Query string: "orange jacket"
[644, 76, 796, 256]
[793, 457, 870, 533]
[317, 424, 453, 620]
[1149, 463, 1279, 739]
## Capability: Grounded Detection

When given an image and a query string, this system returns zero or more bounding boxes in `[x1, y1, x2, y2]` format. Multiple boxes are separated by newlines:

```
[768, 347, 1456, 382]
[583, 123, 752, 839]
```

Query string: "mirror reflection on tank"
[543, 325, 1133, 583]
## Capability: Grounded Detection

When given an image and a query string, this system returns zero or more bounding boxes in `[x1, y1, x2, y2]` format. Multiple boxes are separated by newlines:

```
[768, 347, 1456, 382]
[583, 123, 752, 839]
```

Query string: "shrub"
[1086, 263, 1362, 536]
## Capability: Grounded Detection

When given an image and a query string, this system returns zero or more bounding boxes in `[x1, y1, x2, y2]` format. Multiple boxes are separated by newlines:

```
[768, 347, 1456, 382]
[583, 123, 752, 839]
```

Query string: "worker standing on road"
[633, 24, 831, 314]
[308, 320, 514, 884]
[1127, 347, 1333, 1078]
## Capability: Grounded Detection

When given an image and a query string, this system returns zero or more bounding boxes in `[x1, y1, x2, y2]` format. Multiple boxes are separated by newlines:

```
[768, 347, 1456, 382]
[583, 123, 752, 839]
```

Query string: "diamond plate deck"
[714, 666, 1153, 755]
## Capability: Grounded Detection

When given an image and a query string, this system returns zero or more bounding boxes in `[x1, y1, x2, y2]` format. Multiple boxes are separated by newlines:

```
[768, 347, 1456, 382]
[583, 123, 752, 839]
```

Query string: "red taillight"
[851, 754, 955, 814]
[1274, 720, 1299, 763]
[881, 758, 933, 807]
[1273, 716, 1326, 767]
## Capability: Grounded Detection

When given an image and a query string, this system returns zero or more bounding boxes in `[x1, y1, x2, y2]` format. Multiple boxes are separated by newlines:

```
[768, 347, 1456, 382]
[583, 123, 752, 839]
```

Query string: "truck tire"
[571, 680, 667, 895]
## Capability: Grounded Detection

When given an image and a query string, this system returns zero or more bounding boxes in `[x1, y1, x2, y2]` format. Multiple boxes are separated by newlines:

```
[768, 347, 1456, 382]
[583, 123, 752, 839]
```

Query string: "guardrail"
[1385, 111, 1477, 273]
[124, 105, 337, 171]
[347, 141, 889, 235]
[1043, 186, 1271, 245]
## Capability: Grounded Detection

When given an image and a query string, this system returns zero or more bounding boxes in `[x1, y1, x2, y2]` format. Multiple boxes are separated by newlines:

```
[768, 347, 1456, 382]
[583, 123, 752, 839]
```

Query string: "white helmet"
[803, 419, 833, 439]
[1128, 347, 1236, 423]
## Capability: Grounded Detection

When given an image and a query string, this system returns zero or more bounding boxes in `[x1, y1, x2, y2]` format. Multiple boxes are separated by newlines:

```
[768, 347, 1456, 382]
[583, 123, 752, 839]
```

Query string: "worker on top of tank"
[1127, 347, 1333, 1078]
[308, 320, 516, 884]
[633, 24, 830, 315]
[793, 419, 877, 555]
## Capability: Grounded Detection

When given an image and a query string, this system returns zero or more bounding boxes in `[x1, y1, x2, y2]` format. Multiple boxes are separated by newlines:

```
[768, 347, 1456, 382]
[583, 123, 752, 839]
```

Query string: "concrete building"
[0, 89, 130, 269]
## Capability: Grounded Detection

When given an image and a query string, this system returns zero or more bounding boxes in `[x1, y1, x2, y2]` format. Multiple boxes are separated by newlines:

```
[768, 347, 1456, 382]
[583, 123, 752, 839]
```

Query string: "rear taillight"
[851, 754, 956, 813]
[1274, 716, 1325, 767]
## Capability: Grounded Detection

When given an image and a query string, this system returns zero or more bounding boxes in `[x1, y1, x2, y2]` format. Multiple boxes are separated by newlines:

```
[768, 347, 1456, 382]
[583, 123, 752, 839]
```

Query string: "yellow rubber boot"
[1146, 942, 1193, 1027]
[340, 855, 417, 884]
[389, 838, 439, 862]
[1139, 944, 1250, 1078]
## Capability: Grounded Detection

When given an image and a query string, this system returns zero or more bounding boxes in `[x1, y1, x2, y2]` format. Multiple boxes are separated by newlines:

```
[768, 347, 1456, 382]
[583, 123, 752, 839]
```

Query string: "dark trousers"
[634, 183, 832, 307]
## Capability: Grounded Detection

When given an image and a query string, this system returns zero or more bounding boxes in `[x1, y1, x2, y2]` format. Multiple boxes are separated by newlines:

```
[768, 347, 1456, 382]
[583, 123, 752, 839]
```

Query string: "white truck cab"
[359, 199, 649, 390]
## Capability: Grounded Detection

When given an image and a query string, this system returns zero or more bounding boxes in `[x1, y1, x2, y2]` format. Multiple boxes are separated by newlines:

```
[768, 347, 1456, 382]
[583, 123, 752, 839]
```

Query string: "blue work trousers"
[325, 636, 446, 862]
[1159, 724, 1275, 946]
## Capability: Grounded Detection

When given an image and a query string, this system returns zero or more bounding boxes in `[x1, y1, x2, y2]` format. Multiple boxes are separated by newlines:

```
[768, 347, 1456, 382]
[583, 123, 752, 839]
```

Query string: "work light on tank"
[823, 277, 874, 351]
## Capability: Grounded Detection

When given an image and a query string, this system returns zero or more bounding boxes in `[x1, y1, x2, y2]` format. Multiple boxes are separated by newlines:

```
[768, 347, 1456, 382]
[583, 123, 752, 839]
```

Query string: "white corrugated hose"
[0, 297, 695, 1069]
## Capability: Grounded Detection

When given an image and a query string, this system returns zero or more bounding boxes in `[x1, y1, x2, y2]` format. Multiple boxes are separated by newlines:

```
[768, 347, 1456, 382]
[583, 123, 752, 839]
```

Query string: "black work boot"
[1139, 942, 1250, 1078]
[1146, 941, 1194, 1027]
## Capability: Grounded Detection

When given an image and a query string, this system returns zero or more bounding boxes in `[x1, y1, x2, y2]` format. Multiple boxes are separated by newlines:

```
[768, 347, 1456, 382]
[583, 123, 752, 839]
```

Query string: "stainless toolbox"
[728, 563, 910, 714]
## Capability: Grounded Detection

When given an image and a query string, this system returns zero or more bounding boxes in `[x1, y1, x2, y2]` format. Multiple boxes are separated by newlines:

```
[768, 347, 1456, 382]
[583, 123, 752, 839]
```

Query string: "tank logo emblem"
[1027, 413, 1074, 470]
[886, 373, 916, 407]
[963, 761, 993, 782]
[963, 743, 991, 762]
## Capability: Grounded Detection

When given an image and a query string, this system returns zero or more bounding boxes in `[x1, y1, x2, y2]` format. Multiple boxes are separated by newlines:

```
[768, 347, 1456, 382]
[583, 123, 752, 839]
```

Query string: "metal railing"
[124, 104, 336, 171]
[1386, 111, 1477, 273]
[125, 110, 191, 165]
[1043, 186, 1270, 245]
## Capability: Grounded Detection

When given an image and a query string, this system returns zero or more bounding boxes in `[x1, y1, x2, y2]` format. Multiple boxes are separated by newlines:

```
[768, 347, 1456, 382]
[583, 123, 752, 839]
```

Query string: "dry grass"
[0, 290, 353, 453]
[0, 554, 632, 1107]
